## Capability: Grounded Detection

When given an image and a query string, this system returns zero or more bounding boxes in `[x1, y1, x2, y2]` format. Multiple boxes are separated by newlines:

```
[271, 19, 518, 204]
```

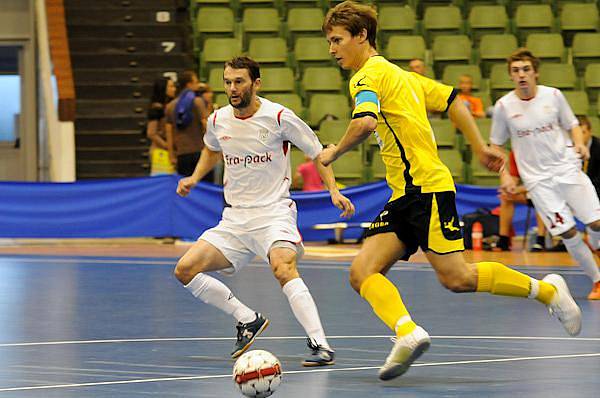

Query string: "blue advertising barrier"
[0, 175, 536, 241]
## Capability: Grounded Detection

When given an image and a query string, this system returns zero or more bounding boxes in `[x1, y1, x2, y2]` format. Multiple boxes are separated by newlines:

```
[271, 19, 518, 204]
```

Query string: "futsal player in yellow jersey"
[320, 1, 582, 381]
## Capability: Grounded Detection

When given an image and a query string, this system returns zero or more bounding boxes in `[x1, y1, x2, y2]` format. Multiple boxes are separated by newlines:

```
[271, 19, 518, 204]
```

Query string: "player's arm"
[165, 122, 176, 165]
[320, 89, 379, 166]
[281, 109, 355, 218]
[194, 97, 208, 134]
[448, 99, 504, 172]
[176, 147, 221, 197]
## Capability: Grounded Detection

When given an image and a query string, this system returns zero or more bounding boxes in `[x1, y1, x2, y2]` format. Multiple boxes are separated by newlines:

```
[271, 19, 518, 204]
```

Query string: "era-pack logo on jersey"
[220, 135, 232, 141]
[258, 128, 269, 142]
[224, 152, 274, 168]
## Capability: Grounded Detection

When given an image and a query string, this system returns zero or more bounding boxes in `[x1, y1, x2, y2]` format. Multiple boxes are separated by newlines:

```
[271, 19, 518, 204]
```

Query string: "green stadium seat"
[248, 38, 288, 65]
[214, 93, 229, 108]
[308, 94, 351, 128]
[301, 67, 344, 97]
[318, 119, 348, 146]
[584, 63, 600, 103]
[290, 148, 305, 179]
[478, 34, 518, 77]
[385, 35, 426, 68]
[286, 8, 324, 46]
[294, 37, 332, 71]
[514, 4, 554, 45]
[282, 0, 321, 13]
[432, 35, 472, 77]
[423, 5, 463, 46]
[430, 119, 457, 148]
[259, 67, 295, 93]
[468, 5, 509, 44]
[475, 118, 492, 144]
[196, 8, 235, 47]
[489, 63, 514, 101]
[242, 9, 281, 49]
[572, 33, 600, 74]
[525, 33, 565, 63]
[539, 63, 577, 90]
[332, 150, 363, 182]
[438, 148, 464, 183]
[195, 0, 230, 5]
[263, 93, 305, 118]
[378, 6, 417, 48]
[560, 3, 599, 45]
[207, 68, 225, 93]
[562, 91, 590, 116]
[201, 38, 242, 78]
[442, 65, 483, 91]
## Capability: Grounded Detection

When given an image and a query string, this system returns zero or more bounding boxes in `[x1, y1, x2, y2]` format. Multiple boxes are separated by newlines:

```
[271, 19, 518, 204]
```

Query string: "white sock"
[282, 278, 331, 350]
[586, 227, 600, 251]
[185, 273, 256, 323]
[563, 234, 600, 283]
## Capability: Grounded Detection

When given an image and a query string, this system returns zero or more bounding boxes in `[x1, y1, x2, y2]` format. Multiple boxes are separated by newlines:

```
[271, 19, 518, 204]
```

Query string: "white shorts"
[528, 171, 600, 236]
[199, 199, 304, 275]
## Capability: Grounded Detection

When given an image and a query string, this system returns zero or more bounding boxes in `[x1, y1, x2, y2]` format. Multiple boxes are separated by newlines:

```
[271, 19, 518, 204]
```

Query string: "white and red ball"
[233, 350, 282, 398]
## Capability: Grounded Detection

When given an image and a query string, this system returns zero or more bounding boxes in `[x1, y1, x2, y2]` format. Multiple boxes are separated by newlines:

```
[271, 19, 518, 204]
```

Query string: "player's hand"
[177, 176, 197, 197]
[319, 145, 338, 167]
[499, 176, 518, 196]
[477, 145, 504, 172]
[330, 190, 355, 219]
[574, 143, 590, 160]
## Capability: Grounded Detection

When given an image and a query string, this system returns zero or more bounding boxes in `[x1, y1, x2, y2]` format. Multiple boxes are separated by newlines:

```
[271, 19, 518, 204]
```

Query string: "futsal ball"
[233, 350, 282, 398]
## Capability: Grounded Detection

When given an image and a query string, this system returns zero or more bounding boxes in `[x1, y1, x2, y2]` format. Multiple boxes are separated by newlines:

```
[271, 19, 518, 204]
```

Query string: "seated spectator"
[457, 74, 485, 119]
[295, 155, 325, 192]
[197, 82, 215, 114]
[580, 115, 600, 195]
[497, 151, 546, 251]
[147, 76, 176, 175]
[408, 58, 426, 76]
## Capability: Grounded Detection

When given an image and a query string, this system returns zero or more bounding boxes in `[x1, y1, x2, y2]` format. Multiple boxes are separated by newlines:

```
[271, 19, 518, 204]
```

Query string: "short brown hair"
[224, 56, 261, 81]
[507, 48, 540, 74]
[322, 1, 378, 49]
[577, 115, 591, 128]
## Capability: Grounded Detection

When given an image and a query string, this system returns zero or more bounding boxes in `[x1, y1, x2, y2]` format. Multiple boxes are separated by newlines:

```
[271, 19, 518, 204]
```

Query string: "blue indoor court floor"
[0, 254, 599, 397]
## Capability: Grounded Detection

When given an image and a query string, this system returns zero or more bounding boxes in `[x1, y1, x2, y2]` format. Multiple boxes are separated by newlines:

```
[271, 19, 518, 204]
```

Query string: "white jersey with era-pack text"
[204, 97, 323, 208]
[490, 85, 580, 189]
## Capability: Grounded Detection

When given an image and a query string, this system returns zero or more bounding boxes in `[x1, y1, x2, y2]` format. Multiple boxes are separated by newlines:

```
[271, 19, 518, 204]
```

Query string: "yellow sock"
[360, 273, 416, 336]
[476, 262, 556, 305]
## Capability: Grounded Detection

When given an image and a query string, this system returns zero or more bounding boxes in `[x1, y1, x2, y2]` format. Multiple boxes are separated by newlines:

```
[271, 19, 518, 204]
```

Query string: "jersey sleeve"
[555, 89, 579, 131]
[203, 112, 221, 151]
[349, 67, 380, 120]
[280, 108, 323, 159]
[413, 73, 457, 112]
[490, 101, 510, 146]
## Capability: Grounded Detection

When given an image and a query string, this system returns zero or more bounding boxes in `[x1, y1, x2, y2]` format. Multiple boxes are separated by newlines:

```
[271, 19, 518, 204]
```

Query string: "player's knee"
[349, 261, 369, 293]
[437, 268, 476, 293]
[174, 255, 208, 284]
[560, 227, 578, 239]
[270, 259, 298, 286]
[587, 220, 600, 232]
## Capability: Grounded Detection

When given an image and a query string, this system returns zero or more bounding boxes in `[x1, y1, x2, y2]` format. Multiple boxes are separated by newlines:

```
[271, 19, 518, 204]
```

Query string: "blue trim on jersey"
[355, 90, 379, 107]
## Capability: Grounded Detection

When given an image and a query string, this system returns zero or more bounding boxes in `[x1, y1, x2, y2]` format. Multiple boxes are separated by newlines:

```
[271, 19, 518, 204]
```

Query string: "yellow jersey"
[349, 56, 458, 201]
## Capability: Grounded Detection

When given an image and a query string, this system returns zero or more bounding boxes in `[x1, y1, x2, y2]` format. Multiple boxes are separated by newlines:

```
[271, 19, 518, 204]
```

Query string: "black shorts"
[364, 191, 465, 260]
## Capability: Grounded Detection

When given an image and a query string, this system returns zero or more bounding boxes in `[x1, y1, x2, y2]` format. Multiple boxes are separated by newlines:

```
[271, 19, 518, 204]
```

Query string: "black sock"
[498, 235, 510, 249]
[536, 235, 545, 246]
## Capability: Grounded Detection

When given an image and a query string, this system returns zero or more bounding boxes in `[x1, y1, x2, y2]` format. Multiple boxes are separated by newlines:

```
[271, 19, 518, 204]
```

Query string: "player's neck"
[233, 96, 261, 119]
[353, 47, 378, 71]
[515, 85, 537, 101]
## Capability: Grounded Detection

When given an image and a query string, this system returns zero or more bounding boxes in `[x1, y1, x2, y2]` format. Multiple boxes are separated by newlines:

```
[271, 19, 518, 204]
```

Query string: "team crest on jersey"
[258, 129, 269, 142]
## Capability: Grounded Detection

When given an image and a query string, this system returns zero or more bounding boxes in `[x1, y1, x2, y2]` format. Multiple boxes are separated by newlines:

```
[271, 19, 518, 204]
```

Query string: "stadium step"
[75, 83, 153, 100]
[69, 38, 189, 55]
[75, 130, 148, 147]
[76, 115, 146, 131]
[76, 159, 150, 175]
[67, 24, 184, 39]
[76, 146, 149, 161]
[71, 53, 193, 69]
[65, 8, 185, 26]
[73, 68, 175, 84]
[64, 0, 182, 8]
[76, 99, 148, 118]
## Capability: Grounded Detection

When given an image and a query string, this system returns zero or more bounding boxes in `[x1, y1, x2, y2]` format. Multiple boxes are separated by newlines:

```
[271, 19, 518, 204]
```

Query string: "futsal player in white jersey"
[174, 56, 355, 365]
[491, 48, 600, 300]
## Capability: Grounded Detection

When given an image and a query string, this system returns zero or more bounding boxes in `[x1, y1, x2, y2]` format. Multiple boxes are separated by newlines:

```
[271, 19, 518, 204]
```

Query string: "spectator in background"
[295, 154, 325, 191]
[579, 115, 600, 196]
[408, 58, 426, 75]
[166, 71, 213, 182]
[496, 151, 547, 252]
[457, 74, 485, 119]
[197, 82, 215, 114]
[147, 76, 176, 175]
